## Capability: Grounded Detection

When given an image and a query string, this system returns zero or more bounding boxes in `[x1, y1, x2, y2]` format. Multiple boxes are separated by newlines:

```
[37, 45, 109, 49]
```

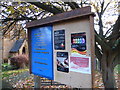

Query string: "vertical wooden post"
[90, 15, 95, 88]
[0, 30, 3, 90]
[51, 80, 53, 86]
[34, 75, 41, 89]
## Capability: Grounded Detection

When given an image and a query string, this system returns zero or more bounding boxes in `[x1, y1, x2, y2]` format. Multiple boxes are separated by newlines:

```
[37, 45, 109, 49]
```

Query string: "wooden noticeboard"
[26, 6, 95, 88]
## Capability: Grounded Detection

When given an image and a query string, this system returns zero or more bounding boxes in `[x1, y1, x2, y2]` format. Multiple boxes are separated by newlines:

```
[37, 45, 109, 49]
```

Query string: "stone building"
[9, 38, 28, 56]
[2, 23, 28, 62]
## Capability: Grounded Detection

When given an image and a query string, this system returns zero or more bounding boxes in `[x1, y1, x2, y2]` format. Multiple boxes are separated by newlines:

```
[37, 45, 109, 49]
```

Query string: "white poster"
[70, 56, 91, 74]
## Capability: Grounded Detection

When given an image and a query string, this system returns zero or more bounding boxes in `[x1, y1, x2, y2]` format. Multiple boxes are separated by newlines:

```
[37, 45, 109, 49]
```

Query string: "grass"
[2, 63, 29, 79]
[2, 63, 9, 66]
[2, 68, 29, 79]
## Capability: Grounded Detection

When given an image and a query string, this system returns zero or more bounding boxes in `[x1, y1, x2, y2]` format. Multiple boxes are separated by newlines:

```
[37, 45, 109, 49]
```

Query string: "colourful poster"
[56, 52, 69, 73]
[70, 56, 91, 74]
[71, 32, 91, 74]
[71, 32, 86, 56]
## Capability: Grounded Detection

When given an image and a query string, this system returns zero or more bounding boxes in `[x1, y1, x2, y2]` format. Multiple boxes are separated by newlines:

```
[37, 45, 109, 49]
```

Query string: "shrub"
[10, 54, 29, 69]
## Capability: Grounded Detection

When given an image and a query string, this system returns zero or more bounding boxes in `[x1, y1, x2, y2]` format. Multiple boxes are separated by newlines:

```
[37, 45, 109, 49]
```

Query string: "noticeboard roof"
[26, 6, 94, 28]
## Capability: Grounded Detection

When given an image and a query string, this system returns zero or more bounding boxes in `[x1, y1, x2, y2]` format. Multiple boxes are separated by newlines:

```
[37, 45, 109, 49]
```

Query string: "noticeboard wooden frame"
[26, 6, 95, 88]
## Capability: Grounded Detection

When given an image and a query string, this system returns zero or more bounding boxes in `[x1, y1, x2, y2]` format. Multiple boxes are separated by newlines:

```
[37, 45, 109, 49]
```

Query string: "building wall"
[3, 38, 16, 60]
[9, 40, 28, 57]
[19, 40, 28, 55]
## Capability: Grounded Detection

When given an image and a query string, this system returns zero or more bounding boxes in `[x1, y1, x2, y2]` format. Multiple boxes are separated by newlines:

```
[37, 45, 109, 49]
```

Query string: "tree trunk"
[102, 67, 116, 89]
[100, 54, 117, 89]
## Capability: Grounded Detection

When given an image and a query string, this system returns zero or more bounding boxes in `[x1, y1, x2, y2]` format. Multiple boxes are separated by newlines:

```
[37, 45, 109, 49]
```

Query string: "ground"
[2, 69, 70, 89]
[2, 68, 120, 89]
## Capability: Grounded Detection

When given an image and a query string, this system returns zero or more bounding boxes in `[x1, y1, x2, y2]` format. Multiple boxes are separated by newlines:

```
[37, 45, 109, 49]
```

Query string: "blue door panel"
[31, 25, 54, 80]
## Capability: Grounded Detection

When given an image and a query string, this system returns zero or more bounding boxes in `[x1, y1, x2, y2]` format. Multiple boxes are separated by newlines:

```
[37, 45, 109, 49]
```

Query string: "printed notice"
[71, 32, 86, 56]
[54, 30, 65, 50]
[70, 56, 91, 74]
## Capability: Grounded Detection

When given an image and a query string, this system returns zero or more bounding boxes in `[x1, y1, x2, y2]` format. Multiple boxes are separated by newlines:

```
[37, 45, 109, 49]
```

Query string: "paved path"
[2, 71, 31, 89]
[2, 71, 66, 89]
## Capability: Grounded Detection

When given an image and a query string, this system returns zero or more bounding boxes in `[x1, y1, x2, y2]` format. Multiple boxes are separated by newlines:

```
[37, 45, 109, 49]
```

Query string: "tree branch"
[102, 0, 111, 14]
[98, 15, 104, 36]
[95, 43, 102, 61]
[2, 17, 36, 23]
[113, 39, 120, 52]
[3, 21, 16, 35]
[28, 2, 64, 14]
[62, 1, 80, 10]
[72, 2, 80, 8]
[94, 2, 104, 36]
[100, 0, 104, 15]
[112, 52, 120, 68]
[104, 25, 113, 37]
[95, 30, 111, 51]
[108, 15, 120, 40]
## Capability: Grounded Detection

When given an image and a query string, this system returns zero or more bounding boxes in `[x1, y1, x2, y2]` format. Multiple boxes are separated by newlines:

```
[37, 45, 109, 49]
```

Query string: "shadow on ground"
[2, 80, 13, 90]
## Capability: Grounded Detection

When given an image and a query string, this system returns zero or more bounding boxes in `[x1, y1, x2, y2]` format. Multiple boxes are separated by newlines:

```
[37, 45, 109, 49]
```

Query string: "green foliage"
[7, 6, 15, 14]
[2, 63, 17, 71]
[2, 63, 12, 71]
[114, 64, 120, 74]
